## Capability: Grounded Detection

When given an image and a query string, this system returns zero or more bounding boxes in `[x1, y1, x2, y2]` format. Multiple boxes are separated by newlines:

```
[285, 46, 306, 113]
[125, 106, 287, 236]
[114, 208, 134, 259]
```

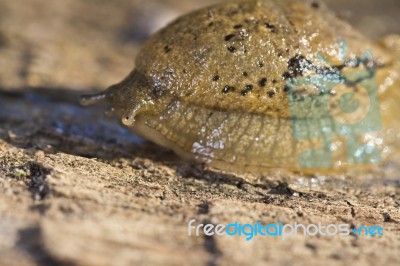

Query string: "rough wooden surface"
[0, 1, 399, 265]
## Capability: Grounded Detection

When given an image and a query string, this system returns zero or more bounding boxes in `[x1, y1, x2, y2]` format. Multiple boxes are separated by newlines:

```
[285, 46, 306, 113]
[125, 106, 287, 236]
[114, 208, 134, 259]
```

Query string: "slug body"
[82, 0, 400, 174]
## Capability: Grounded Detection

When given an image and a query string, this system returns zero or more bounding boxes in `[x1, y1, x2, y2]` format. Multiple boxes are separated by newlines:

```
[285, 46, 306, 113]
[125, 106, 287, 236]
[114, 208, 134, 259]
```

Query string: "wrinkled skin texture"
[82, 0, 400, 174]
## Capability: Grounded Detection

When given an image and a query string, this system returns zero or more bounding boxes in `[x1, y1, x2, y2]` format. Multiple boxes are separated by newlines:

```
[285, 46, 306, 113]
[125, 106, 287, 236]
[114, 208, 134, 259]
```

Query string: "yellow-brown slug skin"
[82, 0, 400, 174]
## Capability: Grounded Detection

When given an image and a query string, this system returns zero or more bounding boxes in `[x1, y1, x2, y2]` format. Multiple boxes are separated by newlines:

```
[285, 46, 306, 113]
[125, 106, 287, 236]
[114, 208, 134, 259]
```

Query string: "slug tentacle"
[80, 84, 119, 106]
[121, 105, 143, 126]
[80, 91, 109, 106]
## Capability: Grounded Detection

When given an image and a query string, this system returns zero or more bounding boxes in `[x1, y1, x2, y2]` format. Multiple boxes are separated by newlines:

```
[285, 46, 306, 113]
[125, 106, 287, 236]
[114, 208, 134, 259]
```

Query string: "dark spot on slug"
[283, 54, 314, 79]
[152, 84, 163, 97]
[241, 84, 253, 96]
[208, 22, 214, 27]
[311, 2, 320, 9]
[264, 22, 276, 33]
[233, 24, 243, 29]
[243, 71, 248, 77]
[164, 45, 172, 53]
[267, 90, 276, 98]
[258, 78, 267, 87]
[227, 46, 236, 53]
[272, 79, 277, 84]
[222, 85, 234, 94]
[224, 34, 235, 41]
[213, 75, 220, 81]
[282, 72, 292, 79]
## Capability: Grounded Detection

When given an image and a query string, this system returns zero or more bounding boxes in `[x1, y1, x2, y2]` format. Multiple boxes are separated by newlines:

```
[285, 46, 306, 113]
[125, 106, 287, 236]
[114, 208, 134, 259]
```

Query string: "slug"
[81, 0, 400, 174]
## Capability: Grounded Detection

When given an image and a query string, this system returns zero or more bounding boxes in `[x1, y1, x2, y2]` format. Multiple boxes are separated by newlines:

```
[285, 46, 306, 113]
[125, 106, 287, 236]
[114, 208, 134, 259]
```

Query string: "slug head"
[80, 70, 162, 126]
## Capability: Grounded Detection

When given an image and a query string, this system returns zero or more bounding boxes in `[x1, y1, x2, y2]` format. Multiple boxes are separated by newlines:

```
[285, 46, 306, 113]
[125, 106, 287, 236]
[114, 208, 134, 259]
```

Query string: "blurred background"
[0, 0, 399, 91]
